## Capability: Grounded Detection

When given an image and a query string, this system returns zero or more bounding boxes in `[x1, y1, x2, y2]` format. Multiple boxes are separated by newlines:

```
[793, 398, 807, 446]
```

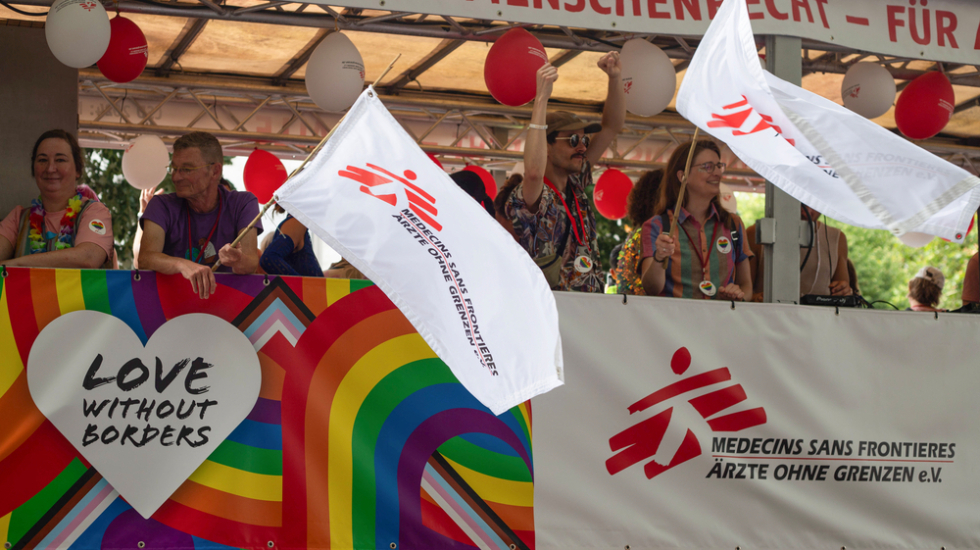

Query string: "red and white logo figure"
[707, 96, 796, 147]
[338, 163, 442, 231]
[80, 1, 97, 11]
[623, 80, 633, 95]
[606, 347, 766, 479]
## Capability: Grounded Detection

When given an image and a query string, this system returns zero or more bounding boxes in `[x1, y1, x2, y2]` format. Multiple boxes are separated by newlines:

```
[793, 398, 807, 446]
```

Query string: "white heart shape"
[27, 311, 261, 519]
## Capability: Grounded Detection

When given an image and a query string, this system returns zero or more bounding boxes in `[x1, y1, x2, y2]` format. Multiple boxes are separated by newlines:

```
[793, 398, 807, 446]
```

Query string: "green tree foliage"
[585, 180, 629, 274]
[735, 192, 979, 310]
[81, 149, 141, 269]
[824, 218, 977, 310]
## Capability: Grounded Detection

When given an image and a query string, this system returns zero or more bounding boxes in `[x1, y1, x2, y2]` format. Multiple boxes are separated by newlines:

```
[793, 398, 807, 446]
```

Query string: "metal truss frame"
[10, 0, 980, 178]
[77, 70, 980, 191]
[78, 70, 715, 170]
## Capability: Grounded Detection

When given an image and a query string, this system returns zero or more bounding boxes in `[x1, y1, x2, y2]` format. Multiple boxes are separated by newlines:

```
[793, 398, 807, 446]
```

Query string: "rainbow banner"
[0, 267, 533, 550]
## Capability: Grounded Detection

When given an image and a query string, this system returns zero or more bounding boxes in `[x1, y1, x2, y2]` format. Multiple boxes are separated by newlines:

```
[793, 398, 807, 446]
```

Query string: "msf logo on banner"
[707, 96, 796, 147]
[338, 163, 442, 231]
[606, 347, 766, 480]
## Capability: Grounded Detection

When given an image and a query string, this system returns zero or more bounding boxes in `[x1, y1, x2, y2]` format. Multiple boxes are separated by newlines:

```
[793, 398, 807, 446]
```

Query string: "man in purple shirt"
[138, 131, 262, 299]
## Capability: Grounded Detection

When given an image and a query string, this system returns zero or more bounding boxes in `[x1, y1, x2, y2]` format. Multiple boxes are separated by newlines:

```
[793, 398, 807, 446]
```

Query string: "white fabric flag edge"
[274, 87, 564, 415]
[676, 0, 980, 241]
[765, 74, 980, 238]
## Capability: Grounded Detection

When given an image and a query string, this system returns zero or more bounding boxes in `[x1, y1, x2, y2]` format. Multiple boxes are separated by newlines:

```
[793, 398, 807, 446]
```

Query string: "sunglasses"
[696, 162, 727, 173]
[554, 134, 591, 148]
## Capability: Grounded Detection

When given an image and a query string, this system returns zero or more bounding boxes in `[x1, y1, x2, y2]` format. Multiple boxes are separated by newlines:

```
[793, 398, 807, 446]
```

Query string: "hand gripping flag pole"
[211, 54, 403, 272]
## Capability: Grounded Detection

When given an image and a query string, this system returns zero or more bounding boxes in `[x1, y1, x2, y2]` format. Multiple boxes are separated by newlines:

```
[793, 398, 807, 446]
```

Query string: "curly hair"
[626, 169, 664, 226]
[494, 173, 523, 215]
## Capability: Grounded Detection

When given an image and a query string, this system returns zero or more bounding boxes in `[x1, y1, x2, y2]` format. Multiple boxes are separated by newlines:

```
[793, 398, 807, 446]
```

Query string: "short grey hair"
[173, 131, 223, 165]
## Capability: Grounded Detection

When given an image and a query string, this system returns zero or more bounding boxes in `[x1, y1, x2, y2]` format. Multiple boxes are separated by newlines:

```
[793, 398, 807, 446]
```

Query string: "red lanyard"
[543, 177, 589, 250]
[679, 213, 722, 281]
[186, 191, 223, 264]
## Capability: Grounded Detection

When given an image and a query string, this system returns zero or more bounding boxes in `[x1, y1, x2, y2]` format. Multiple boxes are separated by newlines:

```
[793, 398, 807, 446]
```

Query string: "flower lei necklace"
[28, 190, 84, 254]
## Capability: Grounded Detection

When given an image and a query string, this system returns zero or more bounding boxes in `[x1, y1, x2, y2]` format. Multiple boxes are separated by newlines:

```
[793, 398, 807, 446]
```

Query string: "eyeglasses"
[167, 163, 214, 177]
[554, 134, 591, 148]
[696, 162, 727, 173]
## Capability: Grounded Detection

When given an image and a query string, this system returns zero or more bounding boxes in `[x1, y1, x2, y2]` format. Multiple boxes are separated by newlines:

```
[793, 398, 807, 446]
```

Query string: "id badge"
[573, 246, 593, 274]
[699, 280, 717, 297]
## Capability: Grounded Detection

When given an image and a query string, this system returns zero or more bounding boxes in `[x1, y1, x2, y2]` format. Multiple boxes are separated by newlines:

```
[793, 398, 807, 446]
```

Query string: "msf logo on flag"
[338, 163, 442, 231]
[707, 96, 796, 147]
[606, 347, 766, 480]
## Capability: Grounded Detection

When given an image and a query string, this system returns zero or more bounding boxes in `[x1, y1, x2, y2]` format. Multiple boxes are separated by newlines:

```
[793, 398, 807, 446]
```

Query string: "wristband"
[528, 123, 548, 130]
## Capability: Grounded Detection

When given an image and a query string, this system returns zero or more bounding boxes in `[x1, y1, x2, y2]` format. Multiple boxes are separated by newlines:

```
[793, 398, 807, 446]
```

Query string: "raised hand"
[536, 63, 559, 100]
[597, 50, 622, 79]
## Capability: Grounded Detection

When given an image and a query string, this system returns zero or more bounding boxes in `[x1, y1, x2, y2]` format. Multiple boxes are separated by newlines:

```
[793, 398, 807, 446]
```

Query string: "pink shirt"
[0, 202, 114, 258]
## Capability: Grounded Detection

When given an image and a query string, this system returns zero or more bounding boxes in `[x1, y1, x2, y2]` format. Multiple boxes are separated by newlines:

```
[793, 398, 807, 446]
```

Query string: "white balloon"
[719, 183, 738, 214]
[897, 231, 934, 248]
[45, 0, 111, 68]
[305, 32, 365, 113]
[620, 39, 676, 117]
[122, 135, 169, 190]
[841, 62, 896, 119]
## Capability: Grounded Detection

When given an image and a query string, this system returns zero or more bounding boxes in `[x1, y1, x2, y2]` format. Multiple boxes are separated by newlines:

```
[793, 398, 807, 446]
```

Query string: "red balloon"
[244, 149, 288, 204]
[895, 71, 954, 140]
[427, 153, 444, 170]
[462, 165, 497, 200]
[484, 28, 547, 107]
[97, 16, 148, 84]
[593, 169, 633, 220]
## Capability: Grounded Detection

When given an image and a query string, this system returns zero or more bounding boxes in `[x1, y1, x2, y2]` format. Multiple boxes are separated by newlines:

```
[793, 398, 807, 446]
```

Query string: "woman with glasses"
[639, 140, 753, 301]
[0, 129, 115, 268]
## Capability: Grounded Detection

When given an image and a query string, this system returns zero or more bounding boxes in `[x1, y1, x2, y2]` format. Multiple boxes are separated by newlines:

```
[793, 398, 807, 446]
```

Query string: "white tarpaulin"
[275, 87, 563, 415]
[533, 293, 980, 549]
[677, 0, 980, 241]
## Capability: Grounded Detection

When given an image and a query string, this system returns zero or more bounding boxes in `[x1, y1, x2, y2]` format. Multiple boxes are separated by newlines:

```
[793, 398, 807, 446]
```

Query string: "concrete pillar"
[0, 24, 78, 215]
[762, 35, 802, 303]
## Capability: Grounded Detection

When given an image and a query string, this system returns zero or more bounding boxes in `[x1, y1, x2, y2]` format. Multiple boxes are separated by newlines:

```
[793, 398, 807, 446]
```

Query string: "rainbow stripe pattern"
[0, 267, 533, 549]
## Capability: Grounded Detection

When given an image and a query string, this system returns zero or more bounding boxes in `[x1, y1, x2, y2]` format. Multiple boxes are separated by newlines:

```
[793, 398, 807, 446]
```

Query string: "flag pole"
[662, 127, 701, 268]
[212, 54, 403, 272]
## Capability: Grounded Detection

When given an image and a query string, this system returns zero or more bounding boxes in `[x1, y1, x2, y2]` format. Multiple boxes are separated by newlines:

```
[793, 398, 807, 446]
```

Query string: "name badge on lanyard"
[699, 280, 717, 297]
[680, 217, 722, 296]
[573, 245, 593, 273]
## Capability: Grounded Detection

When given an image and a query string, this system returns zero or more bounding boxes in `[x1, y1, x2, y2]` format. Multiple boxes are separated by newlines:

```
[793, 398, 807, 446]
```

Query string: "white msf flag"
[276, 87, 563, 415]
[677, 0, 980, 241]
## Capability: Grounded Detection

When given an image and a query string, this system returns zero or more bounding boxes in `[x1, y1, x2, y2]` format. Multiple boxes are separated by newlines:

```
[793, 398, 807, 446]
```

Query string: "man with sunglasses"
[138, 131, 262, 299]
[505, 52, 626, 292]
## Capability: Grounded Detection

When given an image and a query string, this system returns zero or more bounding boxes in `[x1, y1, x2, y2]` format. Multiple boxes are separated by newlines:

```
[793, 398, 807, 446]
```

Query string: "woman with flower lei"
[0, 130, 114, 268]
